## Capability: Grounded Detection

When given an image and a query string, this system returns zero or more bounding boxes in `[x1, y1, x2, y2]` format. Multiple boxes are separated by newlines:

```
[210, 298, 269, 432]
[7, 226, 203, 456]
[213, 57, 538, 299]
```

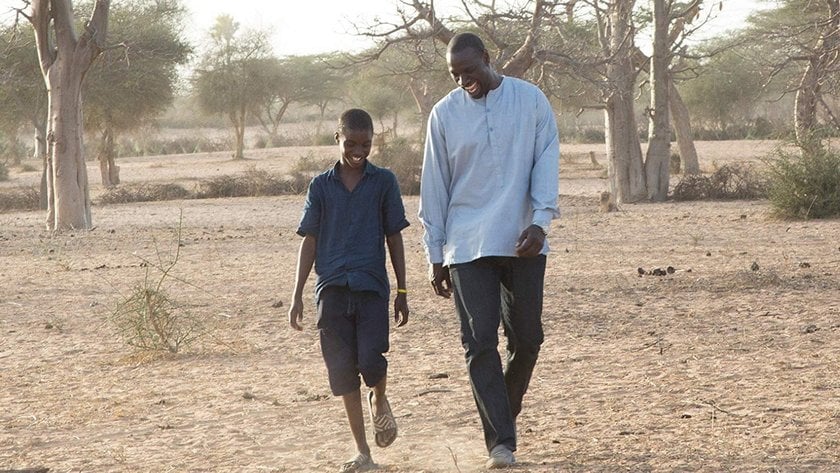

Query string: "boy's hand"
[394, 293, 409, 327]
[429, 263, 452, 298]
[288, 298, 304, 331]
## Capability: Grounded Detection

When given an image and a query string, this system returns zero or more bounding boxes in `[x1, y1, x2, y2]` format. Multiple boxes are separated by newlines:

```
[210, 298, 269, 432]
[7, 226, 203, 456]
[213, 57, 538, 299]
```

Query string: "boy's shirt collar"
[328, 160, 375, 181]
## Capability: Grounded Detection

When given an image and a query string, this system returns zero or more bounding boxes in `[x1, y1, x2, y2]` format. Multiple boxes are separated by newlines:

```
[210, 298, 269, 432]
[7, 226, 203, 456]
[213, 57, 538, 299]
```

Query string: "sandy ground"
[1, 140, 839, 472]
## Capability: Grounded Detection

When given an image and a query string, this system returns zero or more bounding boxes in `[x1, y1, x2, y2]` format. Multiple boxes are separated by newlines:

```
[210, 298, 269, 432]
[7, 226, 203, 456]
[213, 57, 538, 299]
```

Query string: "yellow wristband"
[397, 288, 407, 294]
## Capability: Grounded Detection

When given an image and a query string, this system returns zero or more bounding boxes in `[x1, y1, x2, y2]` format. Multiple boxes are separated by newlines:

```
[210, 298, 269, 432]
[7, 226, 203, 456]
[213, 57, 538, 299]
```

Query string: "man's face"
[447, 47, 494, 99]
[335, 128, 373, 170]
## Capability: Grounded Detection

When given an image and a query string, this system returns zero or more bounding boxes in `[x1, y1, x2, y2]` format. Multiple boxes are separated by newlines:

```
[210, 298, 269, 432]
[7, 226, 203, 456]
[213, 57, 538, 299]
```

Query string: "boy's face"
[335, 128, 373, 170]
[447, 47, 493, 99]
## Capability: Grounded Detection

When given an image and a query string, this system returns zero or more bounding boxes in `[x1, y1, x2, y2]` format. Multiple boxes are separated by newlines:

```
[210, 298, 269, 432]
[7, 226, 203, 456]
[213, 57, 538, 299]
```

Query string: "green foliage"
[111, 214, 206, 353]
[765, 145, 840, 219]
[83, 0, 192, 136]
[193, 16, 272, 118]
[0, 24, 46, 134]
[680, 39, 767, 135]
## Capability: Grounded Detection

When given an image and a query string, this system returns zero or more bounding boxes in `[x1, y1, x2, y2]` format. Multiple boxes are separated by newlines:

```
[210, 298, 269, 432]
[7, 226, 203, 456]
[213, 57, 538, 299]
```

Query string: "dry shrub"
[110, 213, 206, 353]
[195, 167, 292, 198]
[285, 153, 335, 194]
[671, 164, 767, 201]
[371, 137, 423, 195]
[98, 183, 190, 204]
[0, 186, 41, 212]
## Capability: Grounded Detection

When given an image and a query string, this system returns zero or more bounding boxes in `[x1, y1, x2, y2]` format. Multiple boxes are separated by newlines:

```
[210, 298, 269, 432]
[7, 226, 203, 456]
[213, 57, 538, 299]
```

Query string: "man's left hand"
[515, 225, 546, 257]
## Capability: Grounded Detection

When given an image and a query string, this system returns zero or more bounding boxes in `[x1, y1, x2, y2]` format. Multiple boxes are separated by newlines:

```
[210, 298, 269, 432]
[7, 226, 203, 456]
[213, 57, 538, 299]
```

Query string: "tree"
[749, 0, 840, 151]
[83, 0, 191, 187]
[193, 15, 271, 160]
[645, 0, 672, 201]
[297, 55, 348, 139]
[20, 0, 111, 231]
[250, 56, 310, 142]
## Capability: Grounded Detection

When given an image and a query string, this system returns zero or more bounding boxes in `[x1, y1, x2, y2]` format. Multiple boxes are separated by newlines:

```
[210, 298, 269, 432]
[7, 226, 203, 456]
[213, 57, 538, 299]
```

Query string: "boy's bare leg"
[370, 374, 388, 414]
[342, 389, 371, 457]
[341, 389, 370, 456]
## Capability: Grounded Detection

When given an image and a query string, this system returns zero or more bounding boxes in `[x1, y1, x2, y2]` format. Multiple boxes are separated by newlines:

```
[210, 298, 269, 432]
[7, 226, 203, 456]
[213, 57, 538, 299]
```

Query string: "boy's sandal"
[339, 452, 374, 473]
[367, 391, 397, 448]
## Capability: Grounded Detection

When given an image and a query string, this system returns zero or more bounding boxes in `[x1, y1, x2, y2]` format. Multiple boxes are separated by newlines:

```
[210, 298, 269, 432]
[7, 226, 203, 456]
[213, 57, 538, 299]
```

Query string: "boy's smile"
[336, 128, 373, 170]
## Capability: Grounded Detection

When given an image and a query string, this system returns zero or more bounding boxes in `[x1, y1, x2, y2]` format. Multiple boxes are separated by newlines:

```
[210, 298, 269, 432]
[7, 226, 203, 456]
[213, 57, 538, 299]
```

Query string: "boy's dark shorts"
[317, 285, 390, 396]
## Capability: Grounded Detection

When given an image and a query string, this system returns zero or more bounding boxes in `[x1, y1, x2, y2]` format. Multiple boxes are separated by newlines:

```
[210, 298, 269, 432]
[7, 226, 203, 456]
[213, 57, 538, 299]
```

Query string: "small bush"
[110, 215, 206, 353]
[671, 164, 767, 201]
[195, 167, 294, 199]
[765, 145, 840, 219]
[0, 161, 8, 181]
[372, 137, 423, 195]
[98, 183, 190, 205]
[0, 186, 41, 212]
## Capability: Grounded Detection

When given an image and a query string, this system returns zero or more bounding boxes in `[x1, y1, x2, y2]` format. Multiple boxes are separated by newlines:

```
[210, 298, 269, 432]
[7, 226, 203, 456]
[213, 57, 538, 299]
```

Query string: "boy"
[288, 109, 410, 473]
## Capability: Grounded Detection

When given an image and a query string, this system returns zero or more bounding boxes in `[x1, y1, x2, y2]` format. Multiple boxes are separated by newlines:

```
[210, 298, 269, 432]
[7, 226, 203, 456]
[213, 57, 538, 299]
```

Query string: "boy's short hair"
[338, 109, 374, 134]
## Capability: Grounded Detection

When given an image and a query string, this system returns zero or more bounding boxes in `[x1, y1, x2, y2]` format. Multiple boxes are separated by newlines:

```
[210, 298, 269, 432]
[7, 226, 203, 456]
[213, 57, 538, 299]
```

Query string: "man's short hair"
[338, 109, 374, 134]
[447, 32, 486, 56]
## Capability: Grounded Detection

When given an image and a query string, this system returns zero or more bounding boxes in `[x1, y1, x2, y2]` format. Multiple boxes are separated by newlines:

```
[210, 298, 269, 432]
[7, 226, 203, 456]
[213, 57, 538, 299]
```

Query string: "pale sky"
[181, 0, 770, 57]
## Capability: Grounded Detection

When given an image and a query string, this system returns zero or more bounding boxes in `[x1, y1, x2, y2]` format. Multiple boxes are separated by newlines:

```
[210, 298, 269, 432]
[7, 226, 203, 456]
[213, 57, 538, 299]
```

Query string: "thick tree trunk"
[645, 0, 670, 201]
[794, 0, 839, 153]
[669, 80, 700, 174]
[31, 0, 109, 231]
[605, 0, 646, 204]
[47, 68, 92, 230]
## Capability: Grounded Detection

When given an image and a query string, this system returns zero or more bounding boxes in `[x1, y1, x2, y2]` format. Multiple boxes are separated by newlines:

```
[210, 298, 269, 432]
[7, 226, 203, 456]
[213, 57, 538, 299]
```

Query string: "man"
[418, 32, 560, 469]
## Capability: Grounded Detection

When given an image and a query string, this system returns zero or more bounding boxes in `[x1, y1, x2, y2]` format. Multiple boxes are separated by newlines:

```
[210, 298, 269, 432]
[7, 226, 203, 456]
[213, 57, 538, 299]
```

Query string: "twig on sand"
[417, 388, 453, 397]
[446, 446, 462, 473]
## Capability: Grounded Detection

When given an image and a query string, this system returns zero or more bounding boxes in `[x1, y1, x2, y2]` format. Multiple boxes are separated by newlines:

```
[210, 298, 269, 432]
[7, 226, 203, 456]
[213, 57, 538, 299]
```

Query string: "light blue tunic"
[418, 76, 560, 265]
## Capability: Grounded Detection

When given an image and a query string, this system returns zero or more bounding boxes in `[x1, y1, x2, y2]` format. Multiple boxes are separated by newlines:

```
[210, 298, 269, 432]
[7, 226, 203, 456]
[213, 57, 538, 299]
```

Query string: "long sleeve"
[418, 108, 451, 265]
[530, 92, 561, 229]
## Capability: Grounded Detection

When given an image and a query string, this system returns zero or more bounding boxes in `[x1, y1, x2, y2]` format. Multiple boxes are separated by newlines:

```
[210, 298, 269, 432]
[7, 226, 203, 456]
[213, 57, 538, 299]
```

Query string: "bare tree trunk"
[669, 80, 700, 174]
[98, 126, 119, 187]
[408, 78, 436, 138]
[30, 0, 109, 231]
[794, 0, 839, 153]
[645, 0, 670, 201]
[605, 0, 646, 204]
[46, 73, 93, 230]
[231, 106, 246, 160]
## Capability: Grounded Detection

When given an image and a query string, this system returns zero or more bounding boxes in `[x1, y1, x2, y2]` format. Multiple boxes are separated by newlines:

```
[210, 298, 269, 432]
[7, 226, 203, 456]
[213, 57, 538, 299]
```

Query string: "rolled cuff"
[425, 245, 444, 265]
[532, 208, 559, 230]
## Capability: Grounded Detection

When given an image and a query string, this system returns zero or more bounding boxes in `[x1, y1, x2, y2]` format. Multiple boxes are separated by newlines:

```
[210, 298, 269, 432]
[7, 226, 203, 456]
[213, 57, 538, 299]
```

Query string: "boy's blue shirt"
[297, 160, 409, 301]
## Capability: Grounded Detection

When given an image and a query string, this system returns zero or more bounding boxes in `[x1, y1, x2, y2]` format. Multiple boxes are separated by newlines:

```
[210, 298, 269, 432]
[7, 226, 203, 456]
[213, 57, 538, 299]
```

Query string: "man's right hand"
[429, 263, 452, 298]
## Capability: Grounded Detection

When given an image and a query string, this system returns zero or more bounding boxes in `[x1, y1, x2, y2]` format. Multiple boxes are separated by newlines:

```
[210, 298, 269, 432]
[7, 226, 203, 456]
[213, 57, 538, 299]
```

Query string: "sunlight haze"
[181, 0, 768, 57]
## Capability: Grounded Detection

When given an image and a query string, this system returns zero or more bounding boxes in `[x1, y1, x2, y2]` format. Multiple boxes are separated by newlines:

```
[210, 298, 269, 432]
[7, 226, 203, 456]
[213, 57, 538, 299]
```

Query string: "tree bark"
[669, 80, 700, 174]
[645, 0, 670, 201]
[605, 0, 646, 204]
[794, 0, 839, 153]
[98, 126, 120, 187]
[31, 0, 110, 231]
[230, 106, 246, 160]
